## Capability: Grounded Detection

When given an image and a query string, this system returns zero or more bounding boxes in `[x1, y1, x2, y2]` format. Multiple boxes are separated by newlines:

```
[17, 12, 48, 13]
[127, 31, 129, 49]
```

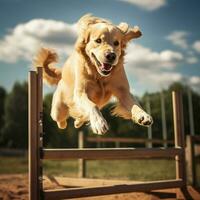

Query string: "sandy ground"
[0, 174, 200, 200]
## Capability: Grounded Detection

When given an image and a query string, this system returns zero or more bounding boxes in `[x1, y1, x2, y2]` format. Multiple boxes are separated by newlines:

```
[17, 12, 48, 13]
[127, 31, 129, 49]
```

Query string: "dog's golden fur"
[34, 14, 153, 134]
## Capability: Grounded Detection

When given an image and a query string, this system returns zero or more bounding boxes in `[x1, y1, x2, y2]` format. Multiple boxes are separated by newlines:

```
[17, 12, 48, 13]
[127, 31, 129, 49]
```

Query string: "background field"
[0, 155, 199, 185]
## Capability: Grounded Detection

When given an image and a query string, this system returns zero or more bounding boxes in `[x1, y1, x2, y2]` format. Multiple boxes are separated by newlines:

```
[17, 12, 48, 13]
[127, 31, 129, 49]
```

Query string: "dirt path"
[0, 174, 200, 200]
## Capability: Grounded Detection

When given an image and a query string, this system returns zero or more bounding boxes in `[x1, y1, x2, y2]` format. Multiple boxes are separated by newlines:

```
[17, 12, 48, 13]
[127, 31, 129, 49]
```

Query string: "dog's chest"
[86, 80, 111, 106]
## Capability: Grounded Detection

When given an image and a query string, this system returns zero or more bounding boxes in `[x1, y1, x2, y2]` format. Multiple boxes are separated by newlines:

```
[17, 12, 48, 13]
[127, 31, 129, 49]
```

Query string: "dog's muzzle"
[92, 53, 114, 76]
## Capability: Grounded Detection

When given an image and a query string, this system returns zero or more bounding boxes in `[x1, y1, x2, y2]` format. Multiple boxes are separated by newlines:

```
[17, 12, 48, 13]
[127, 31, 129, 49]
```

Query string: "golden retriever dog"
[34, 14, 153, 135]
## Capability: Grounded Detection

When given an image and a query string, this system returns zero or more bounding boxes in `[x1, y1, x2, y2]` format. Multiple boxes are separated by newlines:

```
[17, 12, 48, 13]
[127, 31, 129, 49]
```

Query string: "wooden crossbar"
[42, 147, 182, 160]
[43, 179, 184, 200]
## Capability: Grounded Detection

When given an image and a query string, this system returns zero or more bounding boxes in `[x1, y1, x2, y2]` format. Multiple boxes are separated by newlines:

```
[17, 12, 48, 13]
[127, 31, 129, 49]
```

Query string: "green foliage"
[0, 86, 6, 140]
[1, 82, 28, 149]
[0, 81, 200, 149]
[1, 156, 200, 184]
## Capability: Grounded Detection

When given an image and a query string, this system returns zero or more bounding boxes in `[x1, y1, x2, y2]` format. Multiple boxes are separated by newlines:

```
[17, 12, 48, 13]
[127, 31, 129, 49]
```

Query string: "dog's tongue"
[102, 63, 112, 71]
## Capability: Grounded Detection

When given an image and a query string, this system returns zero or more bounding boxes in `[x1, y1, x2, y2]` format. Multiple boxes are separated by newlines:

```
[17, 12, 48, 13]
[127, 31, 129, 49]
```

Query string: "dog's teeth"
[100, 66, 113, 72]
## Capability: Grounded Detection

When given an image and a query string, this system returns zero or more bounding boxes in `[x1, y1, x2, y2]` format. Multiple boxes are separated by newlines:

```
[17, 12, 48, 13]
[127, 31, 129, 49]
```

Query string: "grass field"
[0, 156, 199, 184]
[44, 159, 176, 181]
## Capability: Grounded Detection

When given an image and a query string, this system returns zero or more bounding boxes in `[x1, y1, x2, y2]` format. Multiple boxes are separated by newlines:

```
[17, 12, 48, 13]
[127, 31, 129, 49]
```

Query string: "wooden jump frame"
[29, 67, 186, 200]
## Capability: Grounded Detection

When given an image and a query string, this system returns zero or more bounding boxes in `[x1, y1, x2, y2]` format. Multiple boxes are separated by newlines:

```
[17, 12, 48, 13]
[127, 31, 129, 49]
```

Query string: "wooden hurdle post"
[172, 91, 186, 184]
[186, 135, 196, 185]
[186, 135, 200, 186]
[172, 91, 189, 199]
[29, 68, 44, 200]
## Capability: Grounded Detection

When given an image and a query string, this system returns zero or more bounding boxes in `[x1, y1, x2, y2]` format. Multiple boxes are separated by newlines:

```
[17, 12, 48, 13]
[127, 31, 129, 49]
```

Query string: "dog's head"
[76, 14, 142, 77]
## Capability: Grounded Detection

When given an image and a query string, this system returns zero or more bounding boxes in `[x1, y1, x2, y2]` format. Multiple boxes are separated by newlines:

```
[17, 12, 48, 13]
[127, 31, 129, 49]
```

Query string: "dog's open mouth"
[92, 53, 113, 76]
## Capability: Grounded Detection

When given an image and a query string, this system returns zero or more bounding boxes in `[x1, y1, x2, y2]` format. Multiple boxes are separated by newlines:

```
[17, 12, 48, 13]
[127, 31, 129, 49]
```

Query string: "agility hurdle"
[29, 67, 186, 200]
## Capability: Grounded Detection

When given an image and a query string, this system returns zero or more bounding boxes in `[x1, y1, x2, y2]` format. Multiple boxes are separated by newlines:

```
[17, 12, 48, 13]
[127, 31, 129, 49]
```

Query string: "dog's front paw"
[136, 113, 153, 127]
[90, 106, 109, 135]
[132, 105, 153, 127]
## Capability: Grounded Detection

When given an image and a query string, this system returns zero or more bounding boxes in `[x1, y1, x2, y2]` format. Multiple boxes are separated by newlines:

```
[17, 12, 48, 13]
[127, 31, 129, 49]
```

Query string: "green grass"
[43, 159, 176, 181]
[0, 156, 176, 181]
[0, 156, 199, 184]
[196, 157, 200, 185]
[0, 156, 28, 174]
[43, 159, 78, 177]
[85, 160, 175, 181]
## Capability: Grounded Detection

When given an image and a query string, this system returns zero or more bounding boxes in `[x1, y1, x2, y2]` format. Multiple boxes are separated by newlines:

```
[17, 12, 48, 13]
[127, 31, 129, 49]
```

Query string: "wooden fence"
[78, 133, 174, 178]
[86, 136, 174, 148]
[29, 67, 187, 199]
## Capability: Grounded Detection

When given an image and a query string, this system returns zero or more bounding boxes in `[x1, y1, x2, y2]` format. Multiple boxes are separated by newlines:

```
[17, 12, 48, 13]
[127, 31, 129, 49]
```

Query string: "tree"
[1, 80, 199, 149]
[1, 82, 28, 149]
[0, 86, 6, 144]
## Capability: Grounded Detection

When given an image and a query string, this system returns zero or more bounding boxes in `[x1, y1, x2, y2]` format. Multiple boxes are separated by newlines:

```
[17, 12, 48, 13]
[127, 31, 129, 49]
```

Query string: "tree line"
[0, 81, 199, 149]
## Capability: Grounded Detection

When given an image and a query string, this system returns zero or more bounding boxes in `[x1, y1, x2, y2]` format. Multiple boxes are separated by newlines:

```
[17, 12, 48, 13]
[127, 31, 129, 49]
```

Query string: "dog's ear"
[75, 32, 90, 53]
[75, 14, 93, 52]
[118, 22, 142, 43]
[118, 22, 129, 33]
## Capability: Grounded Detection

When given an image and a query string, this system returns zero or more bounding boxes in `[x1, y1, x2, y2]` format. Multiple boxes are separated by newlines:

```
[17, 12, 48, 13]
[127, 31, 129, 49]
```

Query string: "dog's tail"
[33, 48, 62, 85]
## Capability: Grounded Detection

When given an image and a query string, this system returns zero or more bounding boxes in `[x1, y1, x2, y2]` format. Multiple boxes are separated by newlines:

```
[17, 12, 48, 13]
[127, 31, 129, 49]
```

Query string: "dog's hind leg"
[74, 118, 85, 128]
[51, 85, 69, 129]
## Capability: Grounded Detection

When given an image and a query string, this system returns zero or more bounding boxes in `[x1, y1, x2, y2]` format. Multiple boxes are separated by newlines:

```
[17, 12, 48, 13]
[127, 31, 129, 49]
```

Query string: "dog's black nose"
[105, 52, 116, 62]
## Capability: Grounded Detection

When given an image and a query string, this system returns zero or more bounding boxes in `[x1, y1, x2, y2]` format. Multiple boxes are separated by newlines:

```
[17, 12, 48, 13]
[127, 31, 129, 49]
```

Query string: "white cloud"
[118, 0, 167, 11]
[1, 18, 198, 94]
[0, 19, 77, 63]
[166, 31, 189, 49]
[189, 76, 200, 85]
[189, 76, 200, 93]
[193, 40, 200, 53]
[125, 43, 183, 69]
[127, 67, 184, 94]
[186, 56, 198, 64]
[124, 43, 184, 93]
[133, 67, 183, 87]
[124, 43, 200, 94]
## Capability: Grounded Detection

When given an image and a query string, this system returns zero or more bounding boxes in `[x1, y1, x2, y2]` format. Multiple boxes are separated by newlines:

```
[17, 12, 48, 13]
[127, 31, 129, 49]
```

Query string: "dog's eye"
[114, 41, 119, 46]
[95, 38, 102, 44]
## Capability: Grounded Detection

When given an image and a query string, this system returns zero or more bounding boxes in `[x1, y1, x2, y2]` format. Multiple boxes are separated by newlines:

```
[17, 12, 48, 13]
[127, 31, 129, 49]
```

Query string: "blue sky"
[0, 0, 200, 95]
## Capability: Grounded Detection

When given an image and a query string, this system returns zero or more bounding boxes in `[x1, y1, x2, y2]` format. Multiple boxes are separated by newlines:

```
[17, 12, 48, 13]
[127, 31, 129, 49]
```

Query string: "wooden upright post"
[78, 131, 86, 178]
[186, 135, 196, 185]
[29, 67, 43, 200]
[37, 67, 44, 199]
[172, 91, 186, 183]
[172, 91, 188, 199]
[29, 71, 40, 200]
[187, 87, 195, 136]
